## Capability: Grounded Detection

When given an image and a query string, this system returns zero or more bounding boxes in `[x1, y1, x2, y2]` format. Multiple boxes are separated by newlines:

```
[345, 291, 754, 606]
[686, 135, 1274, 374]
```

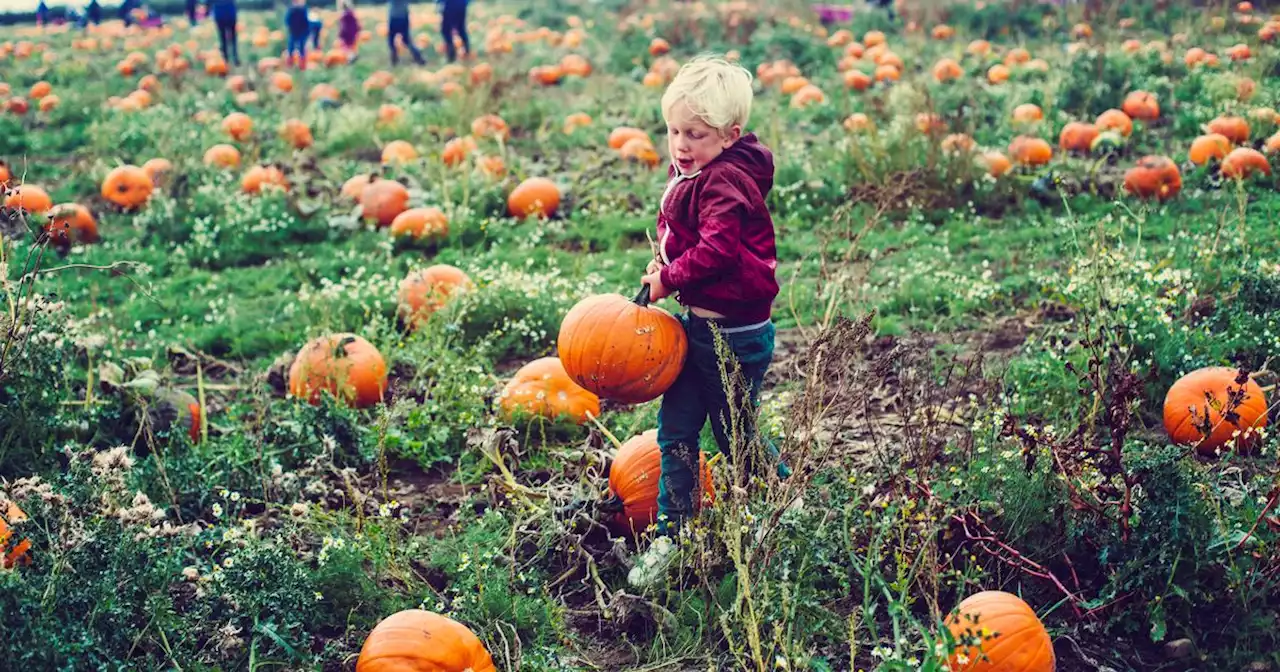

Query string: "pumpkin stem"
[632, 284, 652, 308]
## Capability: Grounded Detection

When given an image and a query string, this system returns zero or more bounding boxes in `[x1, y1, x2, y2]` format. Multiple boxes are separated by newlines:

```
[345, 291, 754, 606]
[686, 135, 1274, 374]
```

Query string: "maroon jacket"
[657, 133, 780, 323]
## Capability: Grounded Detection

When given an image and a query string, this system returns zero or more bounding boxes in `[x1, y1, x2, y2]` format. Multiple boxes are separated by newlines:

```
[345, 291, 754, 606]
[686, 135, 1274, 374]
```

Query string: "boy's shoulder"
[701, 133, 774, 193]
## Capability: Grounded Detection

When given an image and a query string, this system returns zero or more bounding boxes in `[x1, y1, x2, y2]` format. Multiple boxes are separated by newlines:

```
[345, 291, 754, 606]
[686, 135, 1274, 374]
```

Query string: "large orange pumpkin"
[1220, 147, 1272, 179]
[221, 112, 253, 141]
[356, 610, 496, 672]
[1163, 366, 1268, 454]
[946, 591, 1054, 672]
[1123, 156, 1182, 201]
[100, 165, 154, 209]
[203, 144, 241, 169]
[3, 185, 53, 214]
[507, 177, 561, 219]
[1206, 116, 1250, 144]
[288, 333, 388, 408]
[1095, 109, 1134, 137]
[359, 178, 411, 228]
[1008, 136, 1052, 166]
[0, 500, 32, 569]
[1188, 134, 1231, 165]
[498, 357, 600, 425]
[381, 140, 418, 165]
[1121, 91, 1159, 121]
[389, 207, 448, 240]
[1058, 122, 1098, 153]
[556, 289, 688, 404]
[608, 429, 713, 531]
[45, 203, 99, 245]
[397, 265, 474, 327]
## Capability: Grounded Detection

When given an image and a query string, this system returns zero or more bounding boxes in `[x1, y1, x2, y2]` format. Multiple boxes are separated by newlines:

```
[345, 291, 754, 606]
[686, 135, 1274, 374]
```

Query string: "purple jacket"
[338, 10, 359, 46]
[657, 133, 780, 323]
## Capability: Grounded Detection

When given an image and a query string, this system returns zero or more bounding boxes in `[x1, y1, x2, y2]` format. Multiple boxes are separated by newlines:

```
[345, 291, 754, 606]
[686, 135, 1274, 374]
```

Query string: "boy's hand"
[640, 271, 670, 302]
[645, 258, 663, 275]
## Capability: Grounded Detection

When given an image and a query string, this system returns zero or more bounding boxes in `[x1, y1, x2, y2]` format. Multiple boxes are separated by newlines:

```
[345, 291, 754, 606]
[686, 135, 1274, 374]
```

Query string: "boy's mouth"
[676, 158, 695, 171]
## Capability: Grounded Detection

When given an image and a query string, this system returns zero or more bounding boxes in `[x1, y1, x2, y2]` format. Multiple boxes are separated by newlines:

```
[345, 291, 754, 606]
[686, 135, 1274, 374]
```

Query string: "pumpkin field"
[2, 0, 1280, 669]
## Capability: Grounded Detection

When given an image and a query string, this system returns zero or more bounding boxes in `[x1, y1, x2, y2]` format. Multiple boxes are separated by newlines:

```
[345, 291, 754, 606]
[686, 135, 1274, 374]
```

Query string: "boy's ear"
[721, 124, 742, 148]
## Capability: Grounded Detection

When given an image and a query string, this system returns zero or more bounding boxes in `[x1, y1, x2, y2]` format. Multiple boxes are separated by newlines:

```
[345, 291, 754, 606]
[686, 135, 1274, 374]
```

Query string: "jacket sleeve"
[659, 177, 747, 291]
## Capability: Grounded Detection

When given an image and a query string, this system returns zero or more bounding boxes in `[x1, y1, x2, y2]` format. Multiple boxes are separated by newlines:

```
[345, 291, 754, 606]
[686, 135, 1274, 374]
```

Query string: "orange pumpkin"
[0, 500, 32, 569]
[45, 203, 99, 245]
[1220, 147, 1272, 179]
[28, 80, 51, 100]
[240, 165, 289, 194]
[389, 207, 448, 240]
[609, 429, 714, 532]
[790, 84, 825, 109]
[1123, 155, 1182, 201]
[1095, 109, 1134, 137]
[620, 138, 660, 166]
[477, 155, 506, 179]
[341, 174, 374, 201]
[280, 119, 313, 149]
[560, 53, 592, 77]
[221, 112, 253, 141]
[271, 72, 294, 92]
[1122, 91, 1159, 121]
[203, 144, 241, 169]
[288, 333, 387, 408]
[1188, 134, 1232, 165]
[843, 113, 874, 133]
[141, 158, 173, 182]
[980, 151, 1012, 177]
[1008, 136, 1053, 165]
[932, 58, 963, 83]
[359, 178, 410, 228]
[470, 114, 510, 140]
[381, 140, 418, 165]
[946, 591, 1054, 672]
[563, 112, 593, 134]
[1163, 367, 1268, 454]
[507, 177, 561, 219]
[529, 65, 564, 86]
[967, 40, 991, 57]
[356, 610, 496, 672]
[1206, 115, 1249, 144]
[0, 160, 10, 185]
[1058, 122, 1099, 153]
[397, 264, 474, 327]
[4, 185, 53, 214]
[941, 134, 976, 154]
[932, 24, 955, 40]
[648, 37, 670, 56]
[1264, 131, 1280, 155]
[987, 64, 1011, 86]
[844, 70, 873, 91]
[1012, 104, 1043, 124]
[608, 127, 651, 150]
[377, 104, 404, 126]
[1004, 47, 1031, 65]
[499, 357, 600, 425]
[442, 136, 478, 167]
[100, 166, 154, 210]
[863, 30, 886, 47]
[556, 290, 688, 404]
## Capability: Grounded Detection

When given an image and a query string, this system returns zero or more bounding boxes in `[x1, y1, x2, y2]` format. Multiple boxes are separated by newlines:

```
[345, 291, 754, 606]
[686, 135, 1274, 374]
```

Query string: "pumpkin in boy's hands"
[557, 288, 688, 404]
[498, 357, 600, 425]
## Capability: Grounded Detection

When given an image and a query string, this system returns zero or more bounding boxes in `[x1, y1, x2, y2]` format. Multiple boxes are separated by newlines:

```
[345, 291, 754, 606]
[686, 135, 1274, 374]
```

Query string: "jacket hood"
[715, 132, 774, 197]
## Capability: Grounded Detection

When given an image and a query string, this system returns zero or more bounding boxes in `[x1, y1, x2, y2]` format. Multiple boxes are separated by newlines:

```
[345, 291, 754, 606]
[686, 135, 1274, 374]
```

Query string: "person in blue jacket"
[387, 0, 425, 66]
[85, 0, 103, 26]
[208, 0, 240, 66]
[285, 0, 311, 68]
[36, 0, 51, 26]
[438, 0, 469, 63]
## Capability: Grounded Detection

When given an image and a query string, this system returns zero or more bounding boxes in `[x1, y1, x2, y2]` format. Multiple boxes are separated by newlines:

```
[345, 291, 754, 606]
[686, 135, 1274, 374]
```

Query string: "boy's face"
[665, 100, 740, 176]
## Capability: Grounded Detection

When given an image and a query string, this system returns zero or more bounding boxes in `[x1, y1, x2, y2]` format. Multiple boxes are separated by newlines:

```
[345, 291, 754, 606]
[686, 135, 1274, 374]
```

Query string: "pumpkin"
[940, 134, 975, 154]
[987, 64, 1010, 84]
[979, 151, 1012, 177]
[0, 160, 9, 185]
[469, 114, 510, 140]
[1188, 134, 1232, 165]
[442, 136, 478, 167]
[221, 112, 253, 141]
[3, 185, 53, 214]
[271, 72, 294, 92]
[1008, 136, 1052, 165]
[397, 263, 473, 328]
[932, 58, 963, 83]
[648, 37, 670, 56]
[873, 65, 900, 82]
[288, 333, 387, 408]
[498, 357, 600, 425]
[28, 80, 51, 99]
[390, 207, 448, 241]
[1012, 104, 1043, 124]
[863, 30, 886, 47]
[359, 178, 411, 227]
[1227, 43, 1252, 61]
[341, 174, 374, 201]
[1071, 22, 1093, 39]
[1004, 47, 1031, 65]
[620, 138, 660, 167]
[45, 203, 99, 245]
[477, 155, 507, 179]
[1121, 91, 1159, 121]
[507, 177, 561, 219]
[563, 112, 593, 134]
[381, 140, 418, 165]
[309, 83, 341, 102]
[280, 119, 313, 149]
[1265, 131, 1280, 155]
[529, 65, 564, 86]
[470, 63, 494, 85]
[1220, 147, 1272, 179]
[780, 76, 810, 95]
[203, 144, 241, 169]
[241, 165, 289, 194]
[559, 53, 592, 77]
[1095, 109, 1133, 137]
[556, 289, 688, 404]
[844, 70, 873, 91]
[608, 429, 714, 531]
[843, 113, 874, 133]
[356, 610, 496, 672]
[100, 165, 154, 209]
[1163, 366, 1268, 454]
[609, 127, 651, 150]
[0, 500, 32, 569]
[945, 591, 1054, 672]
[37, 95, 58, 113]
[967, 40, 991, 56]
[1206, 116, 1249, 144]
[932, 24, 955, 40]
[790, 85, 825, 109]
[1123, 156, 1182, 200]
[1058, 122, 1099, 153]
[6, 97, 30, 115]
[142, 158, 173, 182]
[378, 104, 404, 126]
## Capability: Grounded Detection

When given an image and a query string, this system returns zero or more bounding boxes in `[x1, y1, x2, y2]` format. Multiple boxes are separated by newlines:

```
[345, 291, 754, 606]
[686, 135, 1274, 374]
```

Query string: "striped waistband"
[688, 314, 772, 334]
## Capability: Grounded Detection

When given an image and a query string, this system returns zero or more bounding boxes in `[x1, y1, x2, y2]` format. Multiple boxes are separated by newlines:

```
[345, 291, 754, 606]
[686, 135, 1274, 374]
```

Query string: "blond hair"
[660, 54, 754, 134]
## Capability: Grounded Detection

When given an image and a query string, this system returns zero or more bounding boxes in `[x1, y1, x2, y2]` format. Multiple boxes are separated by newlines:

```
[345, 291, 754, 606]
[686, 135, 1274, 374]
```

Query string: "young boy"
[337, 0, 360, 62]
[629, 55, 786, 588]
[285, 0, 312, 69]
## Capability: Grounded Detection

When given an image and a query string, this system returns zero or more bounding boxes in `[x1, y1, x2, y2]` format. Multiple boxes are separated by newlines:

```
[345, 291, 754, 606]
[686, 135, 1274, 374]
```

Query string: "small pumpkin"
[241, 166, 289, 194]
[442, 136, 478, 167]
[499, 357, 601, 425]
[563, 112, 593, 134]
[1123, 156, 1181, 201]
[1095, 109, 1133, 137]
[3, 185, 53, 214]
[142, 158, 173, 182]
[1121, 91, 1159, 121]
[608, 127, 651, 150]
[1058, 122, 1098, 153]
[620, 138, 660, 167]
[397, 265, 474, 327]
[359, 178, 411, 228]
[790, 84, 826, 109]
[101, 165, 155, 209]
[1008, 136, 1053, 166]
[557, 288, 688, 404]
[203, 144, 242, 169]
[1012, 103, 1043, 124]
[844, 70, 873, 91]
[470, 114, 510, 140]
[932, 58, 963, 83]
[979, 151, 1012, 177]
[945, 591, 1054, 672]
[1188, 134, 1232, 165]
[288, 333, 388, 408]
[390, 207, 448, 241]
[221, 112, 253, 141]
[0, 500, 33, 569]
[1205, 115, 1250, 144]
[987, 64, 1009, 84]
[608, 429, 714, 532]
[1004, 47, 1031, 65]
[1164, 367, 1268, 454]
[381, 140, 418, 166]
[45, 203, 99, 245]
[356, 610, 496, 672]
[377, 104, 404, 126]
[843, 113, 874, 133]
[1220, 147, 1272, 179]
[280, 119, 314, 149]
[648, 37, 670, 56]
[507, 177, 561, 219]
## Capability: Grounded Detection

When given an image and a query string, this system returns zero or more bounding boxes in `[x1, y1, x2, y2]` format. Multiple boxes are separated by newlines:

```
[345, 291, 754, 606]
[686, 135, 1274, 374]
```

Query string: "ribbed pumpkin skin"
[946, 591, 1055, 672]
[556, 293, 688, 404]
[1163, 366, 1268, 454]
[397, 265, 474, 328]
[0, 500, 32, 569]
[609, 430, 713, 531]
[356, 610, 497, 672]
[499, 357, 600, 425]
[288, 333, 388, 408]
